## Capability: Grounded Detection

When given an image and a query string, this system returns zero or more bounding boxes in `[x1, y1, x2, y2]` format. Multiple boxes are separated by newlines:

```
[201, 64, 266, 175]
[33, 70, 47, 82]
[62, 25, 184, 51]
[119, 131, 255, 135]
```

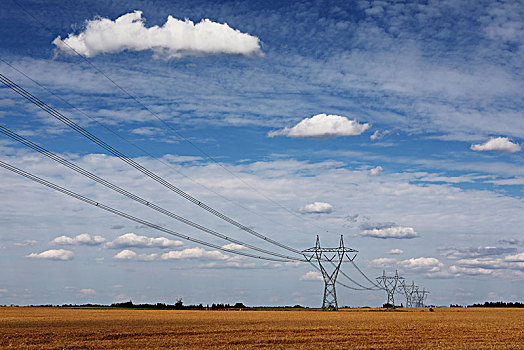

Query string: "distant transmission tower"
[303, 235, 358, 311]
[400, 280, 417, 307]
[376, 270, 404, 307]
[413, 287, 430, 307]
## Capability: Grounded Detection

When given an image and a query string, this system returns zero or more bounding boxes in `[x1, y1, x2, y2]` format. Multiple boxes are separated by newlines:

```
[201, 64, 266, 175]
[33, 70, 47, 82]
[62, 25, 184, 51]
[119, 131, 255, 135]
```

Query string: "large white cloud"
[299, 201, 333, 214]
[361, 226, 418, 239]
[504, 252, 524, 262]
[52, 11, 262, 59]
[268, 114, 370, 139]
[470, 137, 521, 153]
[161, 247, 230, 260]
[369, 166, 383, 176]
[105, 233, 183, 249]
[51, 233, 106, 246]
[26, 249, 74, 261]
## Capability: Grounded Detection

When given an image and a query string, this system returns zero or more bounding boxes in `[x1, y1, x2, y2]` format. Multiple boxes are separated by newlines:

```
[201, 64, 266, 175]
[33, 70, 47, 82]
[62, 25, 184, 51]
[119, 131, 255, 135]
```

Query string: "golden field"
[1, 307, 523, 349]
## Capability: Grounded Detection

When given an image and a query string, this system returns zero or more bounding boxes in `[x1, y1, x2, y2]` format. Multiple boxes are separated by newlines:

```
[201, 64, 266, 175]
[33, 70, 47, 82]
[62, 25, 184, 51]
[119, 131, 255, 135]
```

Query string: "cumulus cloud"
[53, 11, 262, 59]
[470, 137, 521, 153]
[361, 226, 418, 239]
[161, 247, 230, 260]
[51, 233, 106, 246]
[113, 249, 158, 261]
[105, 233, 183, 249]
[388, 249, 404, 255]
[299, 271, 323, 281]
[26, 249, 74, 261]
[398, 257, 443, 272]
[369, 166, 383, 176]
[268, 114, 370, 139]
[367, 258, 397, 268]
[299, 202, 333, 214]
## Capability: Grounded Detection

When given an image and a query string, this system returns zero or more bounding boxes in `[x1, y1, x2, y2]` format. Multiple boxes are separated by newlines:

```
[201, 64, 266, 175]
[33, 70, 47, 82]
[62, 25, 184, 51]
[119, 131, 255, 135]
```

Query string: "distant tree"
[233, 302, 246, 309]
[174, 298, 183, 310]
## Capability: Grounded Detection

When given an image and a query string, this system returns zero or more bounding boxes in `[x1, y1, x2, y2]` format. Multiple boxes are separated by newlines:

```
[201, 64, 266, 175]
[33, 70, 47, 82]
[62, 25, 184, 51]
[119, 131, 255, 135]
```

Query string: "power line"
[0, 159, 293, 263]
[0, 73, 304, 257]
[0, 124, 309, 262]
[0, 57, 304, 239]
[10, 0, 327, 232]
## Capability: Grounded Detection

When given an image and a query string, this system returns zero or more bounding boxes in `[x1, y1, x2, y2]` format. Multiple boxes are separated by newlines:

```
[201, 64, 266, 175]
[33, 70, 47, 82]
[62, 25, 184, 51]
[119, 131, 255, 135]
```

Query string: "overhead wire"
[10, 0, 328, 233]
[0, 72, 304, 257]
[0, 57, 305, 238]
[0, 159, 292, 262]
[0, 124, 309, 262]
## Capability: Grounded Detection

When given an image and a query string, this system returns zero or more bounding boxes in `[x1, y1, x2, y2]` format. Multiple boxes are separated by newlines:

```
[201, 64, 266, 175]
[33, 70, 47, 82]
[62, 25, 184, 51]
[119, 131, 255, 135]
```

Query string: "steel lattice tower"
[413, 288, 430, 307]
[302, 235, 358, 311]
[376, 270, 404, 307]
[399, 280, 418, 307]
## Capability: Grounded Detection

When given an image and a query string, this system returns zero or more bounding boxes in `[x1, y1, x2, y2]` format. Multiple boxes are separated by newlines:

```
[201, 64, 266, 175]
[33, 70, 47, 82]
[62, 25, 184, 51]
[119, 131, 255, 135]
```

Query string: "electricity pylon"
[400, 280, 417, 307]
[376, 270, 404, 307]
[413, 287, 430, 307]
[302, 235, 358, 311]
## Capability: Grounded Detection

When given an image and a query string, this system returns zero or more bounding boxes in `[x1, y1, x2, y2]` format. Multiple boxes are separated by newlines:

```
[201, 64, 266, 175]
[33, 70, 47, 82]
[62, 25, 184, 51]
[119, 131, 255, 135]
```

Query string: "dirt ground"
[1, 307, 523, 349]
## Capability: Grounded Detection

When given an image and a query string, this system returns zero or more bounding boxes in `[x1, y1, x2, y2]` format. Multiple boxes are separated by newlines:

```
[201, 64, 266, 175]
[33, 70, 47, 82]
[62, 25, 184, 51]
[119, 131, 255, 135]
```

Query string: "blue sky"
[0, 0, 523, 307]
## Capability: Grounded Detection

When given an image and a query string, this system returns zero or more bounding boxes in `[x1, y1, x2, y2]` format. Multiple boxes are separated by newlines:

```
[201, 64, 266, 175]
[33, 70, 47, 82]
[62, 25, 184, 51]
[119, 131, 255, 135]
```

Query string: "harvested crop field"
[1, 307, 523, 349]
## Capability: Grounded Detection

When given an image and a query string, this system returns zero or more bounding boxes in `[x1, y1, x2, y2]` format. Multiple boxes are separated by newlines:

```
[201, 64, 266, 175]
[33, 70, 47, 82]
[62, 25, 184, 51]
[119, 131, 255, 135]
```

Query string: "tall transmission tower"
[399, 280, 417, 307]
[302, 235, 358, 311]
[376, 270, 405, 307]
[413, 288, 430, 307]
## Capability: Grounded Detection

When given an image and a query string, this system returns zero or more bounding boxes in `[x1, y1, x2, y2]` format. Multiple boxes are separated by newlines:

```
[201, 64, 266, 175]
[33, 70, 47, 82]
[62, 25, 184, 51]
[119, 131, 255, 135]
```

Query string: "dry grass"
[1, 307, 523, 349]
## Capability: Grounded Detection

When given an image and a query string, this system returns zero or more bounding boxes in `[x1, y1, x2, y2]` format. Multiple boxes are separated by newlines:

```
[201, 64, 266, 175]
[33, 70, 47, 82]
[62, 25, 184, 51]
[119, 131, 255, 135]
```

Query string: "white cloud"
[106, 233, 183, 249]
[505, 252, 524, 262]
[361, 226, 418, 239]
[387, 249, 404, 255]
[449, 265, 493, 276]
[77, 288, 96, 297]
[26, 249, 74, 261]
[161, 247, 230, 261]
[299, 271, 323, 281]
[470, 137, 521, 153]
[398, 257, 443, 272]
[221, 243, 248, 250]
[53, 11, 262, 59]
[268, 114, 370, 139]
[51, 233, 106, 246]
[369, 166, 383, 176]
[370, 130, 391, 140]
[13, 240, 37, 247]
[367, 258, 397, 268]
[113, 249, 158, 261]
[299, 201, 333, 214]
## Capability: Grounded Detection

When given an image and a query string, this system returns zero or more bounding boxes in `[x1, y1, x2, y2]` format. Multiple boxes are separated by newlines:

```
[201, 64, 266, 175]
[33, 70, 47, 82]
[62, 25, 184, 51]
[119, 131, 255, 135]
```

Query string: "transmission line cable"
[0, 124, 309, 262]
[0, 159, 297, 262]
[0, 73, 305, 257]
[0, 58, 304, 237]
[350, 260, 384, 290]
[10, 0, 327, 232]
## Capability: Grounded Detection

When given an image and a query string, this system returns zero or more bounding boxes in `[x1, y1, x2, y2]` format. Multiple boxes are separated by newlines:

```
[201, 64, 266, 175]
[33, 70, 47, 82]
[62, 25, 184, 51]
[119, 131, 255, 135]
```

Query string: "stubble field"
[1, 307, 523, 349]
